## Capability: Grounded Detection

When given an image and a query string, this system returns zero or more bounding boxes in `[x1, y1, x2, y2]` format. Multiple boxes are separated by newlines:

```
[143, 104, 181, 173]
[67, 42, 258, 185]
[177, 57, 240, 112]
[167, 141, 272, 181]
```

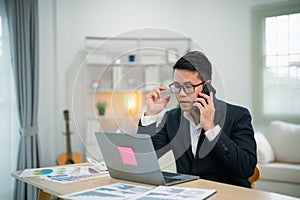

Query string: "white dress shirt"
[141, 109, 221, 157]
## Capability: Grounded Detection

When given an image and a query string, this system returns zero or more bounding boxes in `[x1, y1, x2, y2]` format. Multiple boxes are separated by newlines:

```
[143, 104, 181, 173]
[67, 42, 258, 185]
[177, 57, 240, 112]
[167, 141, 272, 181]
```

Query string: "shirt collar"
[183, 111, 202, 129]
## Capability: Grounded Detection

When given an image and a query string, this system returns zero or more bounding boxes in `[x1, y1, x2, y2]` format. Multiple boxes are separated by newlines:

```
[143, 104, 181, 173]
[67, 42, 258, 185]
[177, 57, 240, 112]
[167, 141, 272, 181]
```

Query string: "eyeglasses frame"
[169, 81, 205, 94]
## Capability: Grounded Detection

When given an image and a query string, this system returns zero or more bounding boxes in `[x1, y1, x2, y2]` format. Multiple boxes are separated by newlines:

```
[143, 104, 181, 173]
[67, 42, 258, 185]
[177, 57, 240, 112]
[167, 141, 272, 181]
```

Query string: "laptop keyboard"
[162, 171, 182, 183]
[163, 176, 182, 183]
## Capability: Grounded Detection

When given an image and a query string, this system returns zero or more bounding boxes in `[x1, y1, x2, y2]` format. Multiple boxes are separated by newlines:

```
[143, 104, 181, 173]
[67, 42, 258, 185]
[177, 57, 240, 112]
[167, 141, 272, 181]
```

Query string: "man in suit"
[137, 51, 257, 188]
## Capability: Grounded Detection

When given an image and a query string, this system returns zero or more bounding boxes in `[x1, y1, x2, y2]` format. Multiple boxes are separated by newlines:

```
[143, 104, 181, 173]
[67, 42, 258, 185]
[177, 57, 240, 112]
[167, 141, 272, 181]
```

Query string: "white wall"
[38, 0, 289, 166]
[189, 1, 252, 106]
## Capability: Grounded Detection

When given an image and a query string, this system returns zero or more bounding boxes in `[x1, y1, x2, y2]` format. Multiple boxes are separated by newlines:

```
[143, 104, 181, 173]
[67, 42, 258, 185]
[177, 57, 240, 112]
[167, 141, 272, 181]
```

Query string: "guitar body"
[56, 152, 82, 165]
[56, 110, 82, 165]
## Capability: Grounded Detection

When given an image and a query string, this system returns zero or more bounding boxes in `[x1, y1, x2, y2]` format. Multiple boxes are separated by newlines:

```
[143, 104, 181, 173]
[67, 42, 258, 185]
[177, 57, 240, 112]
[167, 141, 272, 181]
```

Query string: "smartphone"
[201, 83, 216, 96]
[192, 84, 216, 114]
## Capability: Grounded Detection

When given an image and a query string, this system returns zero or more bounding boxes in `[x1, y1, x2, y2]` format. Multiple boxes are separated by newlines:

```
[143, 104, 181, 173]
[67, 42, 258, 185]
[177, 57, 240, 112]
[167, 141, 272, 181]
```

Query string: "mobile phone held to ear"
[192, 84, 216, 115]
[201, 83, 216, 96]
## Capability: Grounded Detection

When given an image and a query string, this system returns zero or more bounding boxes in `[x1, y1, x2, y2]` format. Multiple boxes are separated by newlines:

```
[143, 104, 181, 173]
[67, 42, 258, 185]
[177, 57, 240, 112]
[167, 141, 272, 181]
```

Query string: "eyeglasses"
[169, 81, 205, 94]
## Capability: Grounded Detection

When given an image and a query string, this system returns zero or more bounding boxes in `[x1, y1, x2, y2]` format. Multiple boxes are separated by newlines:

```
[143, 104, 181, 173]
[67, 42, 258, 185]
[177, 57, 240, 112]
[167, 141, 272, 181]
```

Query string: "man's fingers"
[209, 92, 214, 106]
[163, 95, 171, 105]
[153, 86, 166, 99]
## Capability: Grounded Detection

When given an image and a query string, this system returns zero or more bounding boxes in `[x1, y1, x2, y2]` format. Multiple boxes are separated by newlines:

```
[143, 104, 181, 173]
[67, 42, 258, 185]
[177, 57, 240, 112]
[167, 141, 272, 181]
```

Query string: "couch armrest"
[254, 132, 275, 164]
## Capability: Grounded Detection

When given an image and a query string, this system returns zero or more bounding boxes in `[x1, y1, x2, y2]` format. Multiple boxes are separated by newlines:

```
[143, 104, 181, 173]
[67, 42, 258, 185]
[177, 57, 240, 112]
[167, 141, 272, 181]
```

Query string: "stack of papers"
[60, 183, 217, 200]
[19, 166, 108, 183]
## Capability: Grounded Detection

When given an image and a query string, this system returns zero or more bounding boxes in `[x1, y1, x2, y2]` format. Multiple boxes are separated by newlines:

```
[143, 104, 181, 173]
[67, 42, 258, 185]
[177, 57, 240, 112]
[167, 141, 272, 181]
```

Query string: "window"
[264, 13, 300, 115]
[252, 2, 300, 122]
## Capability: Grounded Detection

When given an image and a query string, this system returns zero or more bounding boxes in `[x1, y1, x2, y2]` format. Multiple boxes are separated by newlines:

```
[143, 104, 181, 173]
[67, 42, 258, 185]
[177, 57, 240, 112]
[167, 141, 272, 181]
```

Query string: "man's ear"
[206, 80, 212, 84]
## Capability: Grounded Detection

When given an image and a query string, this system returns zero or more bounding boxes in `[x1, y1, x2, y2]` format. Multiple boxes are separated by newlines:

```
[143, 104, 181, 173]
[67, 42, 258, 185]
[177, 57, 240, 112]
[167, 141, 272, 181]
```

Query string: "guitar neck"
[65, 120, 73, 160]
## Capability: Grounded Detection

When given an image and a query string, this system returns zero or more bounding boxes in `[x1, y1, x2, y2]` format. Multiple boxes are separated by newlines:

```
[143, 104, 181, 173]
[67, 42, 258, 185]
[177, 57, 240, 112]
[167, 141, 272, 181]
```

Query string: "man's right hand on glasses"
[145, 86, 171, 116]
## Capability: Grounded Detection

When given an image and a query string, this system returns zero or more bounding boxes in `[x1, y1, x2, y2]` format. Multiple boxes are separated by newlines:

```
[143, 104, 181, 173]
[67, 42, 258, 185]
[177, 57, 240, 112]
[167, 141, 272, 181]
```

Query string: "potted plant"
[96, 101, 107, 116]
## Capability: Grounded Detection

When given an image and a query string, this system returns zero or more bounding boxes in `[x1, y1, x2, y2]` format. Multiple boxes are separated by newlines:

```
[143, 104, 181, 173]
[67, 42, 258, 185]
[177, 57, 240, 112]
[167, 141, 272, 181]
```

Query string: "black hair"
[173, 51, 212, 81]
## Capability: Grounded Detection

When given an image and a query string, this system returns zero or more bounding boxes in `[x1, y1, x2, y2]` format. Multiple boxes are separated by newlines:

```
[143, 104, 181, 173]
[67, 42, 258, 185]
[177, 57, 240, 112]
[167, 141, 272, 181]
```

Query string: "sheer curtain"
[0, 0, 19, 199]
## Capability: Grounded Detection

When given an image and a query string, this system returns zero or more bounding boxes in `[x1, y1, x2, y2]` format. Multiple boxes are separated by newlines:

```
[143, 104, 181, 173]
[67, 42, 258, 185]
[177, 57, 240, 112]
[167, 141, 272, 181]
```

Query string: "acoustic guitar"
[57, 110, 82, 165]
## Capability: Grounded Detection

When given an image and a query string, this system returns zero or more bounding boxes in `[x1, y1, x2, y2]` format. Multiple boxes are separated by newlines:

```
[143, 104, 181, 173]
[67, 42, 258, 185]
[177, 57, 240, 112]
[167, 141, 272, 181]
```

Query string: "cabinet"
[79, 36, 191, 158]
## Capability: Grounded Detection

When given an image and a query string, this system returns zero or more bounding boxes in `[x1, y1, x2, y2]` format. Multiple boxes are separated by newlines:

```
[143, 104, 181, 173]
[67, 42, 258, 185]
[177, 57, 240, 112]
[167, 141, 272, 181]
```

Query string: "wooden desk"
[12, 166, 299, 200]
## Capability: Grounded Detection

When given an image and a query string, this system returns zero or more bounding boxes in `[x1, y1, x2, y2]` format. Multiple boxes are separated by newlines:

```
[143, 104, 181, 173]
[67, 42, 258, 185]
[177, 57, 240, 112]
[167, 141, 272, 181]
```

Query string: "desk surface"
[12, 165, 299, 200]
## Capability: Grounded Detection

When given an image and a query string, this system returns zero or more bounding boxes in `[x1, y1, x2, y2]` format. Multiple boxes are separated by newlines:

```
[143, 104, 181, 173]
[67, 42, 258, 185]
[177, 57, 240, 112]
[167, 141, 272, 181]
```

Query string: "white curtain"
[0, 0, 19, 199]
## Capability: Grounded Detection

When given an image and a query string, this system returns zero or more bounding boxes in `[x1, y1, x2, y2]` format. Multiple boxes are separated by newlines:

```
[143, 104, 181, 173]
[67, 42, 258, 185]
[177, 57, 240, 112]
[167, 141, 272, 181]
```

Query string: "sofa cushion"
[254, 132, 275, 164]
[268, 121, 300, 163]
[259, 162, 300, 184]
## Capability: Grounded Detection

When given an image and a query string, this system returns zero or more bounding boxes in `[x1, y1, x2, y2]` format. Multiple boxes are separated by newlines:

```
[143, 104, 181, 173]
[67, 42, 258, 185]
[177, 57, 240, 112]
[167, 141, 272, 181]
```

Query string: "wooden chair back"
[248, 166, 261, 189]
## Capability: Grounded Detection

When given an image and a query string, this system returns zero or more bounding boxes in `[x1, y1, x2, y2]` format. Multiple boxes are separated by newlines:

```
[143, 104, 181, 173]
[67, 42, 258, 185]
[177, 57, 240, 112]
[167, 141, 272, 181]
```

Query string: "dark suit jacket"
[138, 98, 257, 188]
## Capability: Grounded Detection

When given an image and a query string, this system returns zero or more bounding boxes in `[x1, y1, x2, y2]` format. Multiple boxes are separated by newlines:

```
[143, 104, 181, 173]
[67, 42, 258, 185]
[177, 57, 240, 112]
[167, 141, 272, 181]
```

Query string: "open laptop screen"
[95, 132, 198, 186]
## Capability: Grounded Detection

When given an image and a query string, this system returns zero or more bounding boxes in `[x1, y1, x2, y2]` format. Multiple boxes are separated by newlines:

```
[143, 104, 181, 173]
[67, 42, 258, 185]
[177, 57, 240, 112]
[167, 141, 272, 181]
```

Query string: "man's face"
[173, 69, 204, 111]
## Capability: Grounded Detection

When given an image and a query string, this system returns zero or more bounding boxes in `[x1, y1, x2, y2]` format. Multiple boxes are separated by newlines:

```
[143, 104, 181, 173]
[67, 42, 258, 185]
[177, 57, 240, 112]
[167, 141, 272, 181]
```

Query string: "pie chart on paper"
[32, 169, 53, 175]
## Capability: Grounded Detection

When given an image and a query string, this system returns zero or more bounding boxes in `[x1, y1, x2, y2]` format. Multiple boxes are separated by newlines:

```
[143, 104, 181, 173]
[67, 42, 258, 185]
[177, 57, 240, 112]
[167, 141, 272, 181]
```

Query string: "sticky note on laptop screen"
[118, 146, 138, 166]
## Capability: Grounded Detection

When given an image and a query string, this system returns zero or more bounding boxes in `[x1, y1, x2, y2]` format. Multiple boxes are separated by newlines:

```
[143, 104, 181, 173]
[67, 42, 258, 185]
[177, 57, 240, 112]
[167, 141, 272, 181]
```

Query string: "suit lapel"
[213, 97, 226, 129]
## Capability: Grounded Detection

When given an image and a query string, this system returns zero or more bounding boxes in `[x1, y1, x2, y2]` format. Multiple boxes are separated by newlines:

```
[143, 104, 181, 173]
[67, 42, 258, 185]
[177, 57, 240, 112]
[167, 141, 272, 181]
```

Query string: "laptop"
[95, 132, 198, 186]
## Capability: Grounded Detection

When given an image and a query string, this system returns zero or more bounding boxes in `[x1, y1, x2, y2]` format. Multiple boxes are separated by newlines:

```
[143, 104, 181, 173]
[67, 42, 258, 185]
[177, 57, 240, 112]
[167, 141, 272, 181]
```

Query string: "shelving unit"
[79, 36, 191, 159]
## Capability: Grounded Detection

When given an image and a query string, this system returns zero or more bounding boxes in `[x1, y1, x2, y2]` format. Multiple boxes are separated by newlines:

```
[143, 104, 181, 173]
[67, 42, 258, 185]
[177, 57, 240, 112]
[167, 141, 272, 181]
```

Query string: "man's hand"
[145, 86, 171, 116]
[193, 92, 215, 131]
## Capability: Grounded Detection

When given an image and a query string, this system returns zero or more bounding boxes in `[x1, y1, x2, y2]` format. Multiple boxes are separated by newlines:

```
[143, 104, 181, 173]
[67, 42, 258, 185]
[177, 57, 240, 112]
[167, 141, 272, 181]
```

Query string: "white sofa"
[254, 121, 300, 198]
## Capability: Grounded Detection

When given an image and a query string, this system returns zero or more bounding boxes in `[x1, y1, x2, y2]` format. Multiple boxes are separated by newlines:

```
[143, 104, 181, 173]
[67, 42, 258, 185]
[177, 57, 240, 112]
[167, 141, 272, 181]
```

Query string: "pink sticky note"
[118, 146, 138, 166]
